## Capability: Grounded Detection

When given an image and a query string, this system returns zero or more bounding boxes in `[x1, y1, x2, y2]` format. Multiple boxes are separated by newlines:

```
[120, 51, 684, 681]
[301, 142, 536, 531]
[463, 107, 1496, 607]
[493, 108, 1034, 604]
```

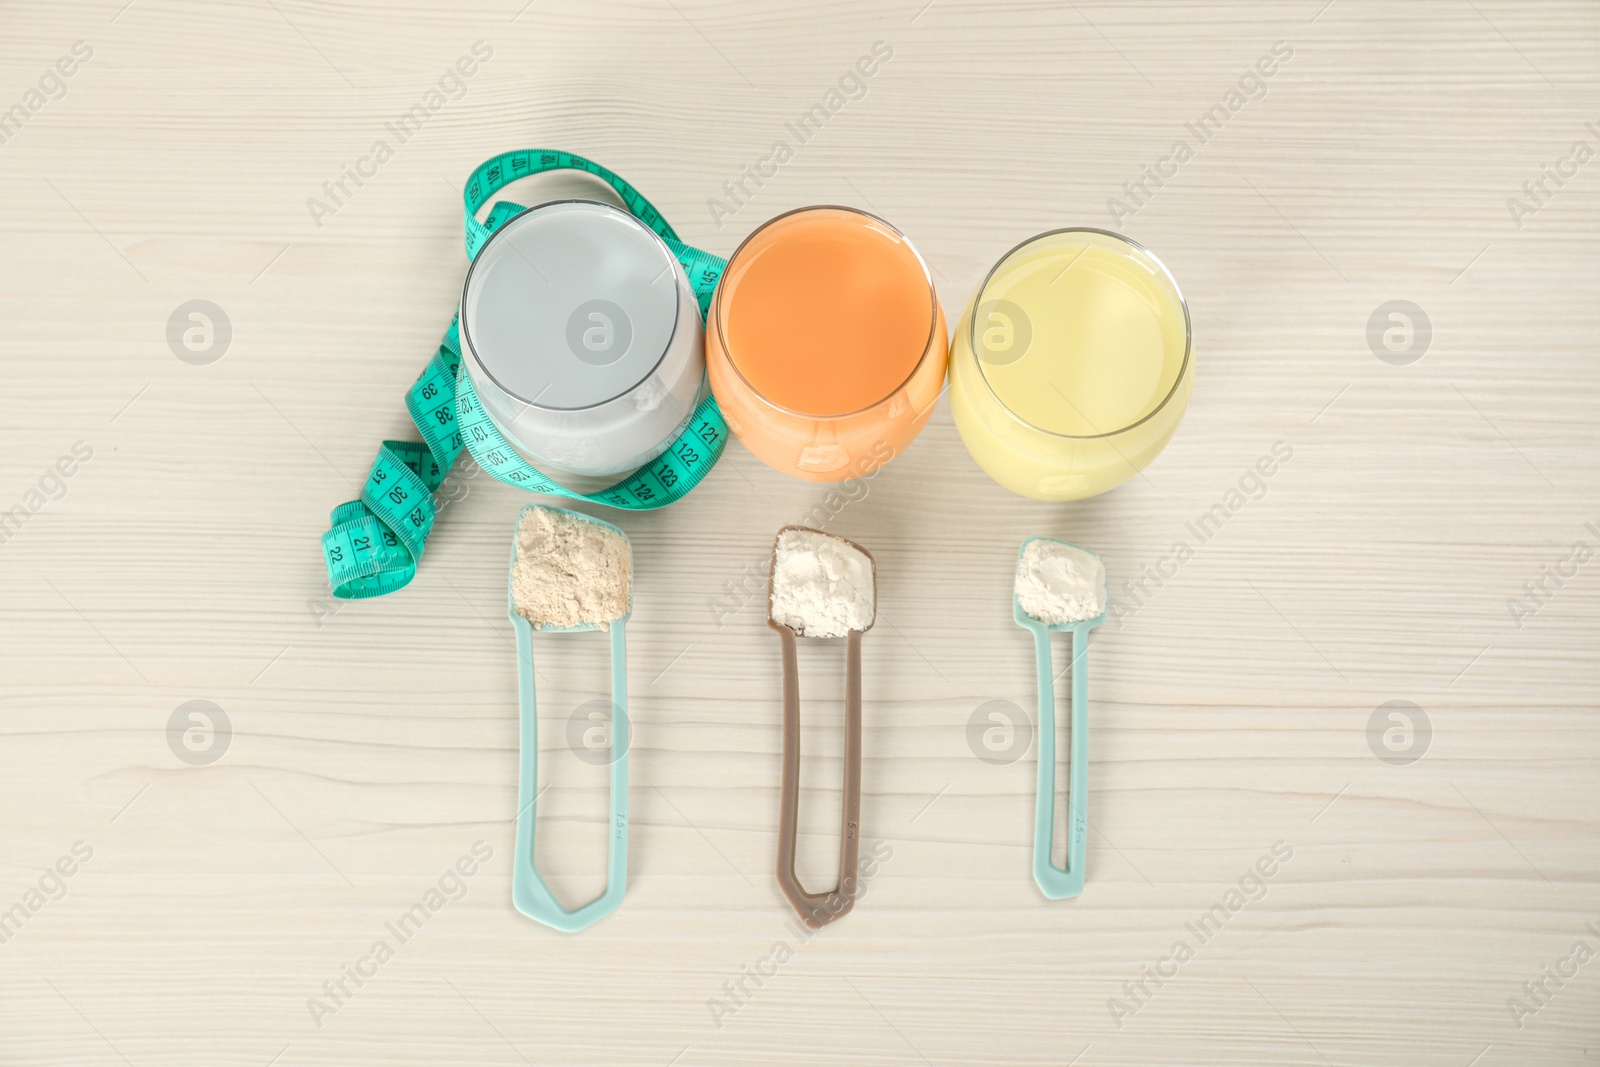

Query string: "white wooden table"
[2, 1, 1596, 1063]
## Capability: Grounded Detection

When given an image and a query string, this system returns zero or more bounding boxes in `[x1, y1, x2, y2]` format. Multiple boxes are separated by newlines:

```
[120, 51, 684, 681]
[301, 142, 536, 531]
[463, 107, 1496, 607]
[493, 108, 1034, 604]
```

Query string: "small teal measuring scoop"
[1013, 537, 1108, 900]
[508, 504, 631, 932]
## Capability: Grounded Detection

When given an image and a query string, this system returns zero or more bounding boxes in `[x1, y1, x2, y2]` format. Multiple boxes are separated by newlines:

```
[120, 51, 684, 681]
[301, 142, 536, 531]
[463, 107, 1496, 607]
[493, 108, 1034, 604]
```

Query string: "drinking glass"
[461, 199, 705, 482]
[950, 228, 1192, 500]
[707, 206, 947, 481]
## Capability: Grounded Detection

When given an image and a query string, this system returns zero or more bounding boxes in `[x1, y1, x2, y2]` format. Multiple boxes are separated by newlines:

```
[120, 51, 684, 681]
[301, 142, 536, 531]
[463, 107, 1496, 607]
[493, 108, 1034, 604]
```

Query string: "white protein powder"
[769, 528, 874, 638]
[511, 507, 631, 630]
[1015, 540, 1106, 624]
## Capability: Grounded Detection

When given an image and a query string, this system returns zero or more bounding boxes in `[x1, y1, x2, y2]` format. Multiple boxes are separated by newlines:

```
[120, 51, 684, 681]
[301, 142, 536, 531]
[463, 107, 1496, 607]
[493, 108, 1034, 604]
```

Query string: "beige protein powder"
[511, 507, 631, 630]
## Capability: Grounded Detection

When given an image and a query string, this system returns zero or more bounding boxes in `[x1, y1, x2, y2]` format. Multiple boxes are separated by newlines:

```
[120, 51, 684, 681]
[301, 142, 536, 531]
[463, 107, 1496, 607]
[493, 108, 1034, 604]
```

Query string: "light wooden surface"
[2, 1, 1597, 1063]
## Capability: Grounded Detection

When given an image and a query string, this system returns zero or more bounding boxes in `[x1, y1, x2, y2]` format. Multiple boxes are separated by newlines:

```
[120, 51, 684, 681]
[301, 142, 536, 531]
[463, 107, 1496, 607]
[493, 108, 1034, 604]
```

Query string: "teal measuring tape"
[321, 150, 729, 600]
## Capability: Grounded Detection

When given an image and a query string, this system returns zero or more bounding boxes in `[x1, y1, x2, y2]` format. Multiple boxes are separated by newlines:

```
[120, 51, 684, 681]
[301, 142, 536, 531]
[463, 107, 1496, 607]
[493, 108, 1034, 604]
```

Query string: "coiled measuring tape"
[321, 150, 729, 600]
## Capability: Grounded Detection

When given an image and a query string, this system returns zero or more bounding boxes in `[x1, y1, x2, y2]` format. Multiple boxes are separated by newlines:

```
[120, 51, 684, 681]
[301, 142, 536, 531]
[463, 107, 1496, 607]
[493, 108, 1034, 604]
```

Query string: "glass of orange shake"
[707, 206, 947, 481]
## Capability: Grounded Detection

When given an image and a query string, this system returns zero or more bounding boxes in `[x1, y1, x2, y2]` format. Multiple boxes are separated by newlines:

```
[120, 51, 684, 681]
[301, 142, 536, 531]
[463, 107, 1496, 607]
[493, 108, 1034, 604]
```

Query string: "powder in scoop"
[1015, 540, 1106, 624]
[511, 508, 631, 630]
[769, 528, 874, 638]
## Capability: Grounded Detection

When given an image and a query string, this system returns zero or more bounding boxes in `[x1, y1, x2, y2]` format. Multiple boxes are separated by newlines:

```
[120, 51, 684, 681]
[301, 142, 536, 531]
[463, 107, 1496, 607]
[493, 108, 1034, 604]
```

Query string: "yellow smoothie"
[950, 230, 1191, 500]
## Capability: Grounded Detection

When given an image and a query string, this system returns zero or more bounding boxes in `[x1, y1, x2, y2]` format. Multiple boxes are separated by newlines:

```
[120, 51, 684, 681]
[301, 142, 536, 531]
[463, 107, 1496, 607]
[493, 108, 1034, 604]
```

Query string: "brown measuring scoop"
[766, 525, 876, 929]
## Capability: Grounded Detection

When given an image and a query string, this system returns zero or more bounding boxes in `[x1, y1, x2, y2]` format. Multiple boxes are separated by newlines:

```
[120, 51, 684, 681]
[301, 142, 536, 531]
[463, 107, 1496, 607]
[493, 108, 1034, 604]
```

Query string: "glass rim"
[460, 198, 686, 413]
[968, 226, 1192, 441]
[713, 204, 942, 422]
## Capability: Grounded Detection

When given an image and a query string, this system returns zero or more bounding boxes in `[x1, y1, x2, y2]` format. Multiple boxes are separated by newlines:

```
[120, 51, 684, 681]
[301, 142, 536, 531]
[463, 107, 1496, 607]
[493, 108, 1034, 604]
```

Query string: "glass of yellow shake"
[950, 229, 1192, 501]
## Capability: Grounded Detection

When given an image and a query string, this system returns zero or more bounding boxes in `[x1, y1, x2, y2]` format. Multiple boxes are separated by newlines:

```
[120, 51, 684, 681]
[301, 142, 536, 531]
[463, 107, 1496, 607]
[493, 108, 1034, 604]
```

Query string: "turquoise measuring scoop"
[1013, 537, 1108, 900]
[507, 504, 631, 932]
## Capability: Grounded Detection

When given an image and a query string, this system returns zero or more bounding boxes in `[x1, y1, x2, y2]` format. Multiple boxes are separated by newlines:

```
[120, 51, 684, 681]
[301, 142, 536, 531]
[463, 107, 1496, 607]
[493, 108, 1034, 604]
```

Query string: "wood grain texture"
[1, 0, 1597, 1064]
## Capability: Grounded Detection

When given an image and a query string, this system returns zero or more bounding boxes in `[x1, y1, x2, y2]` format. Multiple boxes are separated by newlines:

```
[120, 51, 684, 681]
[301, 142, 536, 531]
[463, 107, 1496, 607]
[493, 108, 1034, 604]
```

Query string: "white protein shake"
[461, 199, 705, 481]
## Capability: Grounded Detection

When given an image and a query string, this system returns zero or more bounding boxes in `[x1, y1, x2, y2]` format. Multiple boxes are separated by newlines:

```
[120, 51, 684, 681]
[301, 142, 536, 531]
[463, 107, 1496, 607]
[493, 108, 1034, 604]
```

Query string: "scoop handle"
[774, 623, 863, 928]
[1032, 623, 1088, 899]
[511, 620, 629, 932]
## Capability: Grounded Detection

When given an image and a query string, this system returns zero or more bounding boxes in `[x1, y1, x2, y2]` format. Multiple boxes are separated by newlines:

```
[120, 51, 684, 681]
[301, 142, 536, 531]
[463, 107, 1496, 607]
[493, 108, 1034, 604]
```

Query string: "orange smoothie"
[708, 206, 947, 480]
